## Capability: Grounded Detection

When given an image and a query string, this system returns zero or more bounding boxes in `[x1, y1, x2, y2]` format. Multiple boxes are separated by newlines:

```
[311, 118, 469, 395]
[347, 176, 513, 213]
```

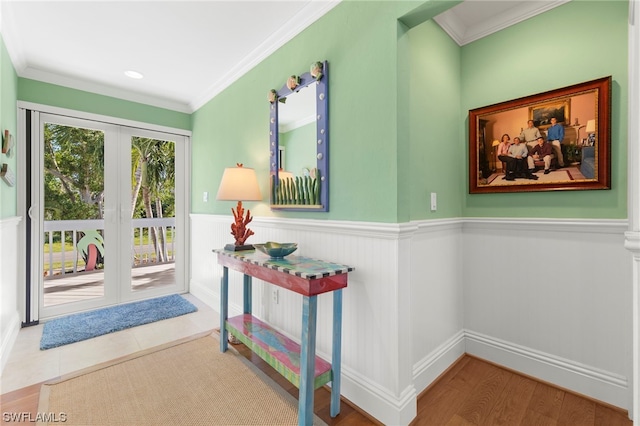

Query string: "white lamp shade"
[216, 165, 262, 201]
[585, 119, 596, 134]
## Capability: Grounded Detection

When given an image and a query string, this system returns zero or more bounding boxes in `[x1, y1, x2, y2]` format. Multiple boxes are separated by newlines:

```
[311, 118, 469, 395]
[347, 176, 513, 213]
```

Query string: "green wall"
[3, 0, 628, 223]
[191, 1, 417, 222]
[279, 122, 316, 177]
[18, 79, 191, 131]
[407, 19, 463, 220]
[461, 0, 628, 218]
[193, 0, 628, 223]
[0, 34, 17, 218]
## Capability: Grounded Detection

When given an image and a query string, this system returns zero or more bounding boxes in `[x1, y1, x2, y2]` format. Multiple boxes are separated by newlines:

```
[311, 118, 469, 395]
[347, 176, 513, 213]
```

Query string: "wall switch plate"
[430, 192, 437, 211]
[203, 191, 208, 202]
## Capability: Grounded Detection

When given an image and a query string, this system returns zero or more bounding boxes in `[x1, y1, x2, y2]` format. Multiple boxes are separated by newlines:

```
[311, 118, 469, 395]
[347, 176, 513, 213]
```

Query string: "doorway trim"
[17, 101, 192, 323]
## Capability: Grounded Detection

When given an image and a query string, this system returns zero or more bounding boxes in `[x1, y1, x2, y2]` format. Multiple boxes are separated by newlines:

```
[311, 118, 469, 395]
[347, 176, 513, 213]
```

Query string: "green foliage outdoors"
[43, 124, 176, 271]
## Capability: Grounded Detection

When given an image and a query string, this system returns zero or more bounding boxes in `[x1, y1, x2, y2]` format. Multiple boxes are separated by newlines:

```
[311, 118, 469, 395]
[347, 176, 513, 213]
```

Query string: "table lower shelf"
[226, 314, 332, 390]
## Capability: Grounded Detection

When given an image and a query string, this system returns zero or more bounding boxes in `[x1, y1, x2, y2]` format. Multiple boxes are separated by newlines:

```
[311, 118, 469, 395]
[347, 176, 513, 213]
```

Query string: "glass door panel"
[34, 114, 188, 319]
[120, 128, 186, 302]
[37, 114, 119, 318]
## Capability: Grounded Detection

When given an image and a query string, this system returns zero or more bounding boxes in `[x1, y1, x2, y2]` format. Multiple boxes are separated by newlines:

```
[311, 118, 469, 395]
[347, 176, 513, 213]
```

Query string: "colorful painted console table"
[214, 249, 354, 426]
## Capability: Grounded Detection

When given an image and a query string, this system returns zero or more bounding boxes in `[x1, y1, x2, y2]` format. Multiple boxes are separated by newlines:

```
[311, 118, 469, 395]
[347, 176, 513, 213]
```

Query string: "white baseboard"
[189, 279, 218, 310]
[1, 311, 21, 374]
[413, 330, 466, 394]
[340, 366, 417, 426]
[188, 279, 253, 324]
[464, 329, 629, 409]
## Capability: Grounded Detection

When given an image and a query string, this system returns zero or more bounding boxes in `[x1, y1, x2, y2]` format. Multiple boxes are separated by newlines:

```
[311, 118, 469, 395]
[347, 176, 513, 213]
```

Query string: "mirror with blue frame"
[269, 60, 328, 211]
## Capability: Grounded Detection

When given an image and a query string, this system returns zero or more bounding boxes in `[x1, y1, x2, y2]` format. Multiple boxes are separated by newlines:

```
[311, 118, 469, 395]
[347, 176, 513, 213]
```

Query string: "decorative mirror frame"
[468, 76, 611, 194]
[269, 60, 329, 211]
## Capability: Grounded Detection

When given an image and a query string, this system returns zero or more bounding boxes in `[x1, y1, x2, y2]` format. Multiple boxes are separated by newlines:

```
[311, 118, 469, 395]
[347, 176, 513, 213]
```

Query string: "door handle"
[28, 204, 37, 219]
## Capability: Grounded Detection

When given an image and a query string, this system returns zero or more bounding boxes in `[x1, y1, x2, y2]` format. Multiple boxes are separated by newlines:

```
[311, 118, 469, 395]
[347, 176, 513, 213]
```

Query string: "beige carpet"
[37, 331, 326, 425]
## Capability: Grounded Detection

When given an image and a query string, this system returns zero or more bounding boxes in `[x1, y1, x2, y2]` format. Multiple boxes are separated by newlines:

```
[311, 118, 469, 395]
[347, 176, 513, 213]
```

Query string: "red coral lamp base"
[224, 201, 255, 251]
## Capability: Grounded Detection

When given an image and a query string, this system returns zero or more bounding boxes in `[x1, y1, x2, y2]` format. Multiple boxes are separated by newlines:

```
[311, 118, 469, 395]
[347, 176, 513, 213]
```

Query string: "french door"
[29, 112, 188, 320]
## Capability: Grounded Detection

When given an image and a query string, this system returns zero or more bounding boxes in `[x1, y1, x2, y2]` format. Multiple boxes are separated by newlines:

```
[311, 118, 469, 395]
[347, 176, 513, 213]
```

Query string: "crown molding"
[19, 66, 193, 113]
[434, 0, 571, 46]
[188, 0, 341, 112]
[3, 1, 340, 114]
[1, 2, 27, 72]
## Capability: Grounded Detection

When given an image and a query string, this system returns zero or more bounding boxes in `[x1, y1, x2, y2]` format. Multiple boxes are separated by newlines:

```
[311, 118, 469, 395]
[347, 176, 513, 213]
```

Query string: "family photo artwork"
[468, 76, 611, 194]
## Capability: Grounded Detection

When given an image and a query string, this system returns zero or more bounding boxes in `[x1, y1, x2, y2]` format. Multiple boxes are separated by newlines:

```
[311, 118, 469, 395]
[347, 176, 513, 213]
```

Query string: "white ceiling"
[0, 0, 567, 114]
[433, 0, 569, 46]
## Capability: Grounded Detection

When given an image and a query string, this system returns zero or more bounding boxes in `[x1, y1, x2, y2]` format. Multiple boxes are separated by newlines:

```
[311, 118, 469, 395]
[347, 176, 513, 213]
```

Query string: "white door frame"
[18, 102, 191, 321]
[118, 126, 189, 304]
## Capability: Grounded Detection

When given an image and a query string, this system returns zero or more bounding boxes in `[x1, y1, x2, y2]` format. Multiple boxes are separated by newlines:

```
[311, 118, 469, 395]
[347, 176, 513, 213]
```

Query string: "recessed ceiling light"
[124, 70, 144, 79]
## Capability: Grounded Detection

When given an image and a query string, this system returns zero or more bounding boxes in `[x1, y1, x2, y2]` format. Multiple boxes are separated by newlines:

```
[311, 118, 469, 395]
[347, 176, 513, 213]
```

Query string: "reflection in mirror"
[278, 84, 317, 177]
[269, 61, 328, 211]
[469, 76, 611, 194]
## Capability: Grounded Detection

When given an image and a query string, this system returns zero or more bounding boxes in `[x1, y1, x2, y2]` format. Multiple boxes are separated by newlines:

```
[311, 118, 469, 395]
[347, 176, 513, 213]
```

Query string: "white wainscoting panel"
[624, 230, 640, 421]
[462, 218, 631, 409]
[410, 220, 465, 394]
[190, 214, 633, 422]
[0, 217, 22, 373]
[190, 214, 418, 425]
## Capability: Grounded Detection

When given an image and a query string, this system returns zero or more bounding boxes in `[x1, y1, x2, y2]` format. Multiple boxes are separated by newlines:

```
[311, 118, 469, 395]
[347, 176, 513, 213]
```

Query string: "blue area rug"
[40, 294, 198, 350]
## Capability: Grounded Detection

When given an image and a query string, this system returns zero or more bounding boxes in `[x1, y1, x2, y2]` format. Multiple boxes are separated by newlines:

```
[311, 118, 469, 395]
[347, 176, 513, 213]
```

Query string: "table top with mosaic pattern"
[213, 248, 354, 280]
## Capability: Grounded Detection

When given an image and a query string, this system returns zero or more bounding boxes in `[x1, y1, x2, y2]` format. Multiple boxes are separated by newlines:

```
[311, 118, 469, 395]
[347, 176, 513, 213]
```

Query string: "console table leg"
[299, 295, 318, 426]
[243, 274, 252, 314]
[220, 266, 229, 353]
[330, 289, 343, 417]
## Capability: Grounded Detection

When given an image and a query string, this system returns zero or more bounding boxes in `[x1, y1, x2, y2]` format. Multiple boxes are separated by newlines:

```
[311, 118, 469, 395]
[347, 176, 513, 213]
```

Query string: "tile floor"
[0, 293, 218, 395]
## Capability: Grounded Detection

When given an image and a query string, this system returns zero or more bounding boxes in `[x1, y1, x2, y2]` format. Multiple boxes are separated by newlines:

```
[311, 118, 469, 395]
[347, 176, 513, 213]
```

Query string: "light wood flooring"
[261, 350, 632, 426]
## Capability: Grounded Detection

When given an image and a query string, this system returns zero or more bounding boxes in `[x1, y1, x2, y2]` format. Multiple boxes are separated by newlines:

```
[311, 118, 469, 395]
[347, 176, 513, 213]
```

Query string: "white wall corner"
[624, 230, 640, 422]
[0, 217, 22, 374]
[626, 2, 640, 420]
[0, 311, 20, 374]
[189, 278, 246, 320]
[189, 278, 218, 311]
[341, 366, 417, 426]
[413, 329, 465, 394]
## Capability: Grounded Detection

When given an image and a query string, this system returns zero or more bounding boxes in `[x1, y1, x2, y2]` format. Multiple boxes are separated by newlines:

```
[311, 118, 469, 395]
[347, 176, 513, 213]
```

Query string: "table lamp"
[216, 163, 262, 251]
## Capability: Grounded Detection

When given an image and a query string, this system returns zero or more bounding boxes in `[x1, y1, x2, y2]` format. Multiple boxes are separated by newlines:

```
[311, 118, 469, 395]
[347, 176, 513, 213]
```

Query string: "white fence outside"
[43, 218, 175, 278]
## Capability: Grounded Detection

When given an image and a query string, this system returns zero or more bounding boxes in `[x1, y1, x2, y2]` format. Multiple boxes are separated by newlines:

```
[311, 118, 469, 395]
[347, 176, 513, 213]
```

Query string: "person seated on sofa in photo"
[497, 133, 512, 156]
[498, 137, 538, 181]
[546, 117, 565, 167]
[496, 133, 511, 173]
[527, 137, 555, 175]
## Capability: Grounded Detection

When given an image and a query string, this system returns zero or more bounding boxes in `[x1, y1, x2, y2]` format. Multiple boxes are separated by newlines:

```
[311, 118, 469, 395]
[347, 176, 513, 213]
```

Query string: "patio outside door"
[32, 113, 187, 319]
